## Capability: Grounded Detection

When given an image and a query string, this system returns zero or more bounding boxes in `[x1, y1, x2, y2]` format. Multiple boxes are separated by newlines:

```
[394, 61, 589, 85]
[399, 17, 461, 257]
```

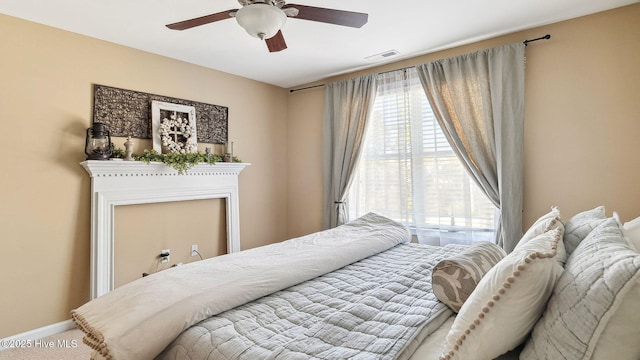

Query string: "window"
[347, 68, 497, 245]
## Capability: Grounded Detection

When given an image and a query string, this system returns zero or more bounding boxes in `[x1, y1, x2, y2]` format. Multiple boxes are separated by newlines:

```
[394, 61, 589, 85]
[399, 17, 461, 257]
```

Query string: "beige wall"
[0, 14, 288, 338]
[286, 4, 640, 238]
[286, 87, 326, 237]
[114, 199, 227, 288]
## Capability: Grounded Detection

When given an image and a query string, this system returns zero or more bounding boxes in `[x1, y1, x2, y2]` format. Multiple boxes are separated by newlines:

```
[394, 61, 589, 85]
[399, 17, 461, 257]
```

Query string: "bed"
[72, 209, 640, 360]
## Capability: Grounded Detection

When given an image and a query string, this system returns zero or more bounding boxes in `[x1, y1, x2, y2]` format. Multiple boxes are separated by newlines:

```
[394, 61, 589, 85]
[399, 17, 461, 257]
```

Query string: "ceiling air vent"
[365, 49, 399, 62]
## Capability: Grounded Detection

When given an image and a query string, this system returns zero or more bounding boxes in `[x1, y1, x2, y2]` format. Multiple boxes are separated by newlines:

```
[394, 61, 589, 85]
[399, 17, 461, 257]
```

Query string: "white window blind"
[348, 68, 497, 245]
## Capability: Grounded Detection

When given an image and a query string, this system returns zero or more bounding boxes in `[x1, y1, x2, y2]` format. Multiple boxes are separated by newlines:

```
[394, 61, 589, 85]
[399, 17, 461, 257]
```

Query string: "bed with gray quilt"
[73, 207, 639, 360]
[74, 212, 469, 360]
[157, 240, 463, 360]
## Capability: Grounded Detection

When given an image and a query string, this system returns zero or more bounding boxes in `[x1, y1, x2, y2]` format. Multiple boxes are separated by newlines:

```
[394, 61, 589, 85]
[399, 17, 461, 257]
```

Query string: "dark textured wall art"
[92, 84, 228, 144]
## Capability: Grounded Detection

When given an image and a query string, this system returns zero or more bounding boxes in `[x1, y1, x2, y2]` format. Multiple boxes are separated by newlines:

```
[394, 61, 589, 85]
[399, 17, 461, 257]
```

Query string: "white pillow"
[613, 211, 639, 251]
[592, 215, 640, 360]
[563, 206, 606, 255]
[515, 206, 562, 250]
[440, 228, 566, 360]
[521, 218, 640, 360]
[623, 215, 640, 251]
[591, 278, 640, 360]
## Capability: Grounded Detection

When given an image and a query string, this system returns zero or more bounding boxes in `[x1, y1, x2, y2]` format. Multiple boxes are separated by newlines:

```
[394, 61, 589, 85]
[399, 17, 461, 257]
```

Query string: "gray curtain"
[415, 43, 525, 252]
[322, 75, 377, 229]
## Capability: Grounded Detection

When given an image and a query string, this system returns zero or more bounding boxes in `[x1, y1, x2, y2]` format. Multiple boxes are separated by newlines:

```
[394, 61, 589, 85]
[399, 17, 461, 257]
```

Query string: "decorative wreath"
[159, 112, 197, 154]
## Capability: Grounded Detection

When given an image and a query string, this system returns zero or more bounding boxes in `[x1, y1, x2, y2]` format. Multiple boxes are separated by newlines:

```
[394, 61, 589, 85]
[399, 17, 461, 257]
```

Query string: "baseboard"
[0, 320, 76, 350]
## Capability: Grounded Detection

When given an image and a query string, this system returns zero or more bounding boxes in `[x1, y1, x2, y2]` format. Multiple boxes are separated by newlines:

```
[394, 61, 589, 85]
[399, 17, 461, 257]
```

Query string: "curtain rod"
[290, 34, 551, 93]
[289, 83, 325, 93]
[523, 34, 551, 46]
[288, 66, 412, 93]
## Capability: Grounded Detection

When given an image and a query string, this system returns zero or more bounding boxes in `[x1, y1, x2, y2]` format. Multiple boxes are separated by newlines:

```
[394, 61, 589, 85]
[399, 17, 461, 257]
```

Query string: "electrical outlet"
[191, 244, 198, 257]
[160, 249, 170, 264]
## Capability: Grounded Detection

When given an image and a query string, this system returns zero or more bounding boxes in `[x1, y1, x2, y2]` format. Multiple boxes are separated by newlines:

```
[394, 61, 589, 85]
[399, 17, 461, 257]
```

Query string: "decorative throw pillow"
[591, 278, 640, 360]
[515, 206, 562, 250]
[563, 205, 606, 255]
[432, 242, 506, 312]
[594, 213, 640, 360]
[439, 228, 566, 360]
[521, 218, 640, 360]
[515, 207, 566, 266]
[623, 215, 640, 251]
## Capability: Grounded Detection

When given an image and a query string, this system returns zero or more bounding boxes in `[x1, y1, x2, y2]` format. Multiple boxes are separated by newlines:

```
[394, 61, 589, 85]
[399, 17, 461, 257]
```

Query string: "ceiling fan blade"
[266, 30, 287, 52]
[166, 9, 236, 30]
[283, 4, 368, 28]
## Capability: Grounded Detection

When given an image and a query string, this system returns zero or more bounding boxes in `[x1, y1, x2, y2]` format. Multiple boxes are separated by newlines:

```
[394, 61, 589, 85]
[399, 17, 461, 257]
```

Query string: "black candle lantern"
[85, 122, 113, 160]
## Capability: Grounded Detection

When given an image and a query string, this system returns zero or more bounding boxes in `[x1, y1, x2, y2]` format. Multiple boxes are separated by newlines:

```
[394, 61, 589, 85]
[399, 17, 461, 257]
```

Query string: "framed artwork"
[151, 101, 198, 154]
[92, 84, 228, 144]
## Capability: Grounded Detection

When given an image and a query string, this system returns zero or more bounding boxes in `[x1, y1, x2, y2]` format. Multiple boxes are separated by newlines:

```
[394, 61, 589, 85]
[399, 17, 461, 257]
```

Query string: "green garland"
[110, 148, 242, 174]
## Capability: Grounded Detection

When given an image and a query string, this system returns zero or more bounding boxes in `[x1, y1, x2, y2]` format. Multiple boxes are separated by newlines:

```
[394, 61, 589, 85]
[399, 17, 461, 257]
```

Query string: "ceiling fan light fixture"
[235, 4, 286, 40]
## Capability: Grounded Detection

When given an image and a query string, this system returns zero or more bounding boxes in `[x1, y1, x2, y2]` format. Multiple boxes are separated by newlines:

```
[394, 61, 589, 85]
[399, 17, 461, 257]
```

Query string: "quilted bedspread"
[157, 242, 466, 360]
[73, 213, 415, 360]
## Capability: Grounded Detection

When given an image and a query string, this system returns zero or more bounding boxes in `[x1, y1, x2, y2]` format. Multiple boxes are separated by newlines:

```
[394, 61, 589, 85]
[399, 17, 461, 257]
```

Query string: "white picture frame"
[151, 101, 197, 154]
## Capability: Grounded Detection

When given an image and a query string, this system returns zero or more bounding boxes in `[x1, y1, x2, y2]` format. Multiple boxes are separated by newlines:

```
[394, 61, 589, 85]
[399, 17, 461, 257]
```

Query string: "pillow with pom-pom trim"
[439, 227, 566, 360]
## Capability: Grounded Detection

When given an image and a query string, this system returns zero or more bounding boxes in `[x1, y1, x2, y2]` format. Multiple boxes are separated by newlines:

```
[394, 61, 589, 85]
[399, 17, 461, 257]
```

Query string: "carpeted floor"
[0, 329, 90, 360]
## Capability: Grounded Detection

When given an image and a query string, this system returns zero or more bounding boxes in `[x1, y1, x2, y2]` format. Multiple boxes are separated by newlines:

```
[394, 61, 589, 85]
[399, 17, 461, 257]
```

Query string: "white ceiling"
[0, 0, 636, 88]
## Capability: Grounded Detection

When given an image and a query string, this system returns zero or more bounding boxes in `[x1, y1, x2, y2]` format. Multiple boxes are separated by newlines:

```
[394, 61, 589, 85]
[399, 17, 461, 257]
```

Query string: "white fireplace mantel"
[81, 160, 250, 299]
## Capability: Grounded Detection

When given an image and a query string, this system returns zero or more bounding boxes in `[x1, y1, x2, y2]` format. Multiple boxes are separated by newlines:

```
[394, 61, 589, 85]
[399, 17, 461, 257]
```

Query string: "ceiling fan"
[166, 0, 368, 52]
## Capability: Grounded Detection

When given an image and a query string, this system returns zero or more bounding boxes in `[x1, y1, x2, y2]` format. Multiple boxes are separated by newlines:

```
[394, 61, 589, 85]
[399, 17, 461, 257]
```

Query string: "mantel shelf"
[81, 160, 251, 177]
[81, 159, 250, 299]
